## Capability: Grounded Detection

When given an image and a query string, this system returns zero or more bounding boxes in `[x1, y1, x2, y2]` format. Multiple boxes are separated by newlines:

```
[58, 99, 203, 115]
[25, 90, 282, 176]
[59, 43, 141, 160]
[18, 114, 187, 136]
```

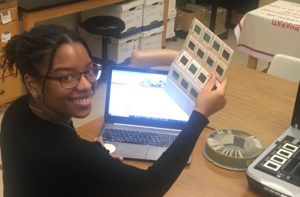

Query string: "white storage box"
[143, 0, 164, 26]
[78, 26, 140, 64]
[166, 17, 175, 39]
[81, 0, 144, 37]
[78, 26, 103, 60]
[166, 11, 176, 39]
[108, 33, 140, 64]
[168, 9, 177, 19]
[139, 25, 163, 49]
[168, 0, 176, 18]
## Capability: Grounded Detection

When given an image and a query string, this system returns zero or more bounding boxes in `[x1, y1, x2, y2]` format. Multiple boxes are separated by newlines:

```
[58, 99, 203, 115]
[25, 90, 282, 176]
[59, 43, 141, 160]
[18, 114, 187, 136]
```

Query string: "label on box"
[1, 32, 11, 43]
[0, 10, 12, 24]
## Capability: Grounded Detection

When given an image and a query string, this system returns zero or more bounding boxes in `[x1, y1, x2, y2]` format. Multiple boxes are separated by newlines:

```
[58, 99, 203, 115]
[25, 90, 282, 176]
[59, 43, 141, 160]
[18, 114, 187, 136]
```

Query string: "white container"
[168, 0, 176, 18]
[78, 26, 140, 64]
[168, 9, 177, 19]
[81, 0, 144, 34]
[166, 17, 175, 39]
[166, 10, 176, 39]
[143, 0, 164, 26]
[78, 26, 103, 59]
[108, 33, 140, 64]
[139, 25, 163, 49]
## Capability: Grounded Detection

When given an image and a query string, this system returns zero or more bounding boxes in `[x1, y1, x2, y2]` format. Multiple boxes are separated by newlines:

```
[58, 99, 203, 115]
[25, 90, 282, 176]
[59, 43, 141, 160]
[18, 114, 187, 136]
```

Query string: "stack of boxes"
[80, 0, 143, 64]
[166, 0, 176, 39]
[194, 5, 227, 35]
[80, 0, 166, 65]
[139, 0, 164, 50]
[175, 3, 227, 36]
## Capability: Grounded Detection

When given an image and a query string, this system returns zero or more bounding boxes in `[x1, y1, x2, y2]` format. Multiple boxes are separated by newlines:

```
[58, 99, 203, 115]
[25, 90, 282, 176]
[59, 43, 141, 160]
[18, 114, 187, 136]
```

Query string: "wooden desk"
[76, 65, 298, 197]
[209, 65, 298, 146]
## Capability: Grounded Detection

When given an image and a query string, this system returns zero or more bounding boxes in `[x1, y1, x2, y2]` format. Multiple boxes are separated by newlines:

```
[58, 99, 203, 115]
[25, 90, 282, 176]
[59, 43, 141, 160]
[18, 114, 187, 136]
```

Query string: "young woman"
[0, 24, 227, 197]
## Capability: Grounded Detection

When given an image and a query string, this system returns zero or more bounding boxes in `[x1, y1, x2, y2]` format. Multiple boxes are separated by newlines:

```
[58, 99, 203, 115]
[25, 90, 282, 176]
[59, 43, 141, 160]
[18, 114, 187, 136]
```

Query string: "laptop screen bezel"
[104, 66, 189, 130]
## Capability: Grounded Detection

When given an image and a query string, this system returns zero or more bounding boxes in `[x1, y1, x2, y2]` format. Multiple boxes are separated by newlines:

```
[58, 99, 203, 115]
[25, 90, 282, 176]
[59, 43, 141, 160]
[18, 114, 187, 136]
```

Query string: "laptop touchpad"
[116, 143, 147, 159]
[146, 146, 165, 160]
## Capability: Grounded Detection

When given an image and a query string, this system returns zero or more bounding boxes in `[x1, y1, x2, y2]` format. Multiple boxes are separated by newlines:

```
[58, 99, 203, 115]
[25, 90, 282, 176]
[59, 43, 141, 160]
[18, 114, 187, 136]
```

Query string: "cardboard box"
[143, 0, 164, 26]
[175, 3, 227, 35]
[78, 26, 140, 64]
[231, 11, 244, 26]
[108, 33, 140, 64]
[166, 17, 176, 39]
[175, 7, 195, 32]
[139, 25, 163, 49]
[168, 0, 176, 18]
[166, 10, 176, 39]
[78, 26, 103, 60]
[81, 0, 144, 36]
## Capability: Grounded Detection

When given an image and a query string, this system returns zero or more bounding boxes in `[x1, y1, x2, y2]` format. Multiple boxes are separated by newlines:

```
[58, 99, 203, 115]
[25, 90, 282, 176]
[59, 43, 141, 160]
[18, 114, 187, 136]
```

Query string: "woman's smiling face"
[35, 42, 97, 122]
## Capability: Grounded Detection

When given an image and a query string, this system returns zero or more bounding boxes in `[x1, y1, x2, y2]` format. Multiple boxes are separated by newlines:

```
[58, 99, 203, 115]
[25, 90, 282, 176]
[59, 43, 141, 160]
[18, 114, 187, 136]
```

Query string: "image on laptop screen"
[105, 67, 189, 130]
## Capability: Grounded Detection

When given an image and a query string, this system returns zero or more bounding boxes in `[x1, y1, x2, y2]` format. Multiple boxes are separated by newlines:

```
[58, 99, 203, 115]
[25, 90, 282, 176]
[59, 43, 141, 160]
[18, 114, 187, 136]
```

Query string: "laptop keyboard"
[102, 128, 177, 147]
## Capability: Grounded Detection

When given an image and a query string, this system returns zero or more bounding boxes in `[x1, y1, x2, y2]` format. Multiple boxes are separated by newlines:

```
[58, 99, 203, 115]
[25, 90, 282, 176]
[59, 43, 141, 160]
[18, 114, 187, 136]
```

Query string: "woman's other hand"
[195, 72, 228, 117]
[94, 136, 123, 161]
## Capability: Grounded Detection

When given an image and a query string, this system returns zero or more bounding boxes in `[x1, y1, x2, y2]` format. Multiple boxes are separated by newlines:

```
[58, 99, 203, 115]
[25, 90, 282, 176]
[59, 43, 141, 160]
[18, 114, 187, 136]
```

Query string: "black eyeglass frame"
[41, 63, 102, 89]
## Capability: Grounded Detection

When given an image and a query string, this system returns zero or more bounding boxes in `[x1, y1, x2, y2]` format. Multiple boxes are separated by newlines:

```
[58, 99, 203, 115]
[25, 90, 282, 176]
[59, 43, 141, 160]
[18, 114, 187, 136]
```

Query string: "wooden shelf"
[0, 0, 24, 106]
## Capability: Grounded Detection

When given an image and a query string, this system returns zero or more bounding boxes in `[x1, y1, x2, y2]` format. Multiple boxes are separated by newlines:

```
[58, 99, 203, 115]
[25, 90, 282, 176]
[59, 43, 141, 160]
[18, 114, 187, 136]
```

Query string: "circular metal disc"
[203, 129, 264, 171]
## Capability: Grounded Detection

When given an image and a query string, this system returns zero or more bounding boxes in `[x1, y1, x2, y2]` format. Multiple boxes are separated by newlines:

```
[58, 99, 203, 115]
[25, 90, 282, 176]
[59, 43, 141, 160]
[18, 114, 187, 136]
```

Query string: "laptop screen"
[104, 66, 190, 130]
[291, 82, 300, 129]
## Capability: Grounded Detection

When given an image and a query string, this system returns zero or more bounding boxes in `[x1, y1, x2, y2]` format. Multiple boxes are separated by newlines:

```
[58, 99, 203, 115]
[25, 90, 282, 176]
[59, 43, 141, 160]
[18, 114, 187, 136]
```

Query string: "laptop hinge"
[109, 123, 182, 132]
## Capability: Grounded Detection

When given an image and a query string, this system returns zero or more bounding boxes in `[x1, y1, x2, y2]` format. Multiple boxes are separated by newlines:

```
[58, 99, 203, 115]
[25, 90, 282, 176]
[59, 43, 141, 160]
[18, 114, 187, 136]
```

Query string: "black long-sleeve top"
[0, 95, 208, 197]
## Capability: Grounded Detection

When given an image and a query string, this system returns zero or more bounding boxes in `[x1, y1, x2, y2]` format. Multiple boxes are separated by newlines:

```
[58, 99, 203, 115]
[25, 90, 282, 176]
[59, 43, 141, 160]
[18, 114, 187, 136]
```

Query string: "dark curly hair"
[1, 24, 92, 79]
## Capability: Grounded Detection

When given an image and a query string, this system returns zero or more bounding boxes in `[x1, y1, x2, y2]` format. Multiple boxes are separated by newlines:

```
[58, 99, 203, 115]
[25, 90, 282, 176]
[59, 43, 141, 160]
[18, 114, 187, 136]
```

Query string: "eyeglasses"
[42, 63, 102, 89]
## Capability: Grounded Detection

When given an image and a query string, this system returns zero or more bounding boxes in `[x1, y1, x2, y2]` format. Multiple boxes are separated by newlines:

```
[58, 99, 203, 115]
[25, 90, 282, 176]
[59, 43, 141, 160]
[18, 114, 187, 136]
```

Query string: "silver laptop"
[100, 66, 190, 161]
[246, 82, 300, 197]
